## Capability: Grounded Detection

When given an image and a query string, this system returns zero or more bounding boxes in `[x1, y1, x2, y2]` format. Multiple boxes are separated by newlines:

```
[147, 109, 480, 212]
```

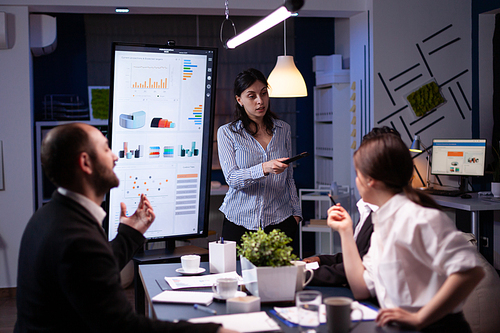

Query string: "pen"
[328, 193, 336, 205]
[194, 304, 217, 314]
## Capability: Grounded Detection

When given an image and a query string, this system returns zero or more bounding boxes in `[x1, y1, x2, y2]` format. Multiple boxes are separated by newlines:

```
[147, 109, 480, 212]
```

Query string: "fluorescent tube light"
[226, 7, 290, 49]
[225, 0, 304, 49]
[115, 8, 130, 13]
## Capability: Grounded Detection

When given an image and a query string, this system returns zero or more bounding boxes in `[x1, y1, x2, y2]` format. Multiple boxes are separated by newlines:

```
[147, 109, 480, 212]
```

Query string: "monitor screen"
[431, 139, 486, 177]
[105, 42, 217, 242]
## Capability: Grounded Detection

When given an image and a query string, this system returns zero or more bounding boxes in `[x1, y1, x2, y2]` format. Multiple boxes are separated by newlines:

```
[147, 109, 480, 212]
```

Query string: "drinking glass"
[296, 290, 322, 332]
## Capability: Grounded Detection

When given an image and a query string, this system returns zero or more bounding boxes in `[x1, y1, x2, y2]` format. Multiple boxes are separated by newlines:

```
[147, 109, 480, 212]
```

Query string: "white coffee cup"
[181, 254, 200, 273]
[293, 261, 314, 291]
[212, 277, 238, 299]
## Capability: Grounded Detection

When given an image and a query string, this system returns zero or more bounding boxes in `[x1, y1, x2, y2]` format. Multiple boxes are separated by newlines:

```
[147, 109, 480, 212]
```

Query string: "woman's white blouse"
[363, 193, 480, 312]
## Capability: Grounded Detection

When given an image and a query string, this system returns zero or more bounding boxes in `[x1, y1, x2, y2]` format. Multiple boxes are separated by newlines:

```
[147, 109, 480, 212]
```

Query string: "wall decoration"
[405, 79, 446, 117]
[88, 86, 109, 121]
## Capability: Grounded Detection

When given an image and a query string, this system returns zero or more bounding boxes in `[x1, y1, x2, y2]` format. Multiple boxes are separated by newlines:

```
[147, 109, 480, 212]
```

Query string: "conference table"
[138, 261, 420, 332]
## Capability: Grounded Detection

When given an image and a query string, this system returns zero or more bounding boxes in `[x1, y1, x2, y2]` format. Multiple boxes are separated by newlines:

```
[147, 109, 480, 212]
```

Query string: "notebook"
[152, 290, 213, 306]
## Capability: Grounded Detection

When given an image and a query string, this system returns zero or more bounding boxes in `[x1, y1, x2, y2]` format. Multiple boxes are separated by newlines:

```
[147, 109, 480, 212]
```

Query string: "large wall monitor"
[431, 139, 486, 177]
[106, 42, 217, 243]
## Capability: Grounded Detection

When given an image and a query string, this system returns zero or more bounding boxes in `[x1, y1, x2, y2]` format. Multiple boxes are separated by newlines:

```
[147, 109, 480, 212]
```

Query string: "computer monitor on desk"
[430, 138, 486, 193]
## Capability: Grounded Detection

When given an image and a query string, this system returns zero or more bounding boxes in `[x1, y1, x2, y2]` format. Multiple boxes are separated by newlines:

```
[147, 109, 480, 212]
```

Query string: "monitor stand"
[459, 176, 470, 193]
[132, 241, 209, 314]
[133, 240, 208, 264]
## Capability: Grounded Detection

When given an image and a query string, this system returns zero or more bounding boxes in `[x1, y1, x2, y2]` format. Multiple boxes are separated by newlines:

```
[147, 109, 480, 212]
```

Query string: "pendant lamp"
[267, 16, 307, 97]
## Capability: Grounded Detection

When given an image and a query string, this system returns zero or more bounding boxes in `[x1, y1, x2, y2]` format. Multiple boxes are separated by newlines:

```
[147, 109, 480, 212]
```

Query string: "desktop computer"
[423, 138, 486, 196]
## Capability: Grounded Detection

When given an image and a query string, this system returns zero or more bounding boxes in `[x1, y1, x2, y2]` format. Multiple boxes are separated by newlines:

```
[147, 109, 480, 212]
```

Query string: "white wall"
[0, 5, 34, 288]
[371, 0, 472, 189]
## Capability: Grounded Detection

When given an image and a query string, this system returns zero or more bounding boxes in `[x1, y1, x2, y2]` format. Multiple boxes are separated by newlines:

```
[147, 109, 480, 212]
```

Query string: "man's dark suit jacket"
[309, 213, 374, 286]
[15, 191, 220, 333]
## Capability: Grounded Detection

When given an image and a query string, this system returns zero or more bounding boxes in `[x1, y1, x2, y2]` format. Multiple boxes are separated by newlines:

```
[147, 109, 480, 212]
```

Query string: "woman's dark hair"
[230, 68, 278, 136]
[41, 123, 93, 188]
[354, 127, 440, 209]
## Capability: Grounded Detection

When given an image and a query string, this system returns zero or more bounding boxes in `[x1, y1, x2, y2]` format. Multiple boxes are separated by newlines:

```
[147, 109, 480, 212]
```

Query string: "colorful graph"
[164, 146, 174, 158]
[182, 59, 198, 80]
[188, 105, 202, 126]
[149, 146, 160, 158]
[178, 142, 199, 157]
[124, 172, 170, 198]
[131, 65, 169, 89]
[151, 117, 176, 128]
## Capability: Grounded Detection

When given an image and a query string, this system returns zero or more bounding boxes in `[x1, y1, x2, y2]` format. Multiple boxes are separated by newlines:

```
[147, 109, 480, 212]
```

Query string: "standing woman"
[327, 129, 484, 332]
[217, 68, 302, 244]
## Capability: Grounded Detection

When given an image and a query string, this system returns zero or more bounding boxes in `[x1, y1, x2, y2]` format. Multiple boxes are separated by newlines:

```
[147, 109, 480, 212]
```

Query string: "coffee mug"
[293, 261, 314, 291]
[212, 277, 238, 299]
[324, 297, 363, 333]
[180, 254, 200, 273]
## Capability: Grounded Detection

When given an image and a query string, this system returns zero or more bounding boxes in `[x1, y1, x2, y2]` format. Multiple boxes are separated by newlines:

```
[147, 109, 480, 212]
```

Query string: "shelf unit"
[35, 120, 108, 209]
[313, 81, 351, 188]
[298, 187, 351, 258]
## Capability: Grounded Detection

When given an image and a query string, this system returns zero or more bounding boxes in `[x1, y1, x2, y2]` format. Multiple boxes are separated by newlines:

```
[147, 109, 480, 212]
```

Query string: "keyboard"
[421, 188, 464, 197]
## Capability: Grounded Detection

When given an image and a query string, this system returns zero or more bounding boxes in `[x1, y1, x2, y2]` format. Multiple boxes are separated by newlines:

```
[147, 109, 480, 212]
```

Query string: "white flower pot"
[492, 182, 500, 197]
[240, 256, 298, 303]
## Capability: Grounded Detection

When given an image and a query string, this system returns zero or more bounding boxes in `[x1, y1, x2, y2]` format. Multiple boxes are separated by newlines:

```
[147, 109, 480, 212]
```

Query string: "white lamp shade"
[268, 55, 307, 97]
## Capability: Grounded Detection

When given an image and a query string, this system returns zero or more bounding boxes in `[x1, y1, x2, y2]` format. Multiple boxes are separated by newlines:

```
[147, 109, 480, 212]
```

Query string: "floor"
[0, 285, 135, 333]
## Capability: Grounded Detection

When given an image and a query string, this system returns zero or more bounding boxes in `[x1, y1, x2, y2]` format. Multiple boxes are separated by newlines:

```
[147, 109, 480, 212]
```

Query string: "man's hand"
[120, 194, 155, 234]
[302, 256, 320, 264]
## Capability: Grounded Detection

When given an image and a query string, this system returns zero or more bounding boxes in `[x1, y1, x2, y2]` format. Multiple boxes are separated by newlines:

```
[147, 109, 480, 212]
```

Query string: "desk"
[138, 262, 418, 332]
[430, 193, 500, 251]
[133, 245, 208, 314]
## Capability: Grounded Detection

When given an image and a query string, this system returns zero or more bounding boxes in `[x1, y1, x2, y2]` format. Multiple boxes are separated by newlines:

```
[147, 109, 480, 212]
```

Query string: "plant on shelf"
[237, 228, 296, 267]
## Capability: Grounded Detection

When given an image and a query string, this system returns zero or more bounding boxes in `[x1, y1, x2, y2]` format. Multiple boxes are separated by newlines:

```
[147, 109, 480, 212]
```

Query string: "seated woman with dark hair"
[327, 128, 484, 332]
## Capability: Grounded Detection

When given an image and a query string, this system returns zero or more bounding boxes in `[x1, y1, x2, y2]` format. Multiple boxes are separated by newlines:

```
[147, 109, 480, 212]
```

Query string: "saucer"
[213, 291, 247, 301]
[175, 267, 206, 275]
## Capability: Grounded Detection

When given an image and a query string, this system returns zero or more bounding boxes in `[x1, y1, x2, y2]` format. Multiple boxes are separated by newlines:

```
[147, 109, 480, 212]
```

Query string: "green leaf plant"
[237, 229, 296, 267]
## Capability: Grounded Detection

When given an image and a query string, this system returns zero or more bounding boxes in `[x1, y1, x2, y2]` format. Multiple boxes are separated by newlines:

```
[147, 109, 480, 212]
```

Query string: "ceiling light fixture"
[115, 8, 130, 13]
[225, 0, 304, 49]
[267, 10, 307, 98]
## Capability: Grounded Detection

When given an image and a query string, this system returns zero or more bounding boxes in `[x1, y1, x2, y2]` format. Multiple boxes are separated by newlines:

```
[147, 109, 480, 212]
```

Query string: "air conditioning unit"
[30, 14, 57, 56]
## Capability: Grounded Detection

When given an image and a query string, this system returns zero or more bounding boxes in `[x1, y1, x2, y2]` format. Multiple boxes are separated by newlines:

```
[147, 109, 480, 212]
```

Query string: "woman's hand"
[119, 194, 156, 234]
[376, 307, 422, 330]
[327, 204, 353, 235]
[262, 158, 288, 175]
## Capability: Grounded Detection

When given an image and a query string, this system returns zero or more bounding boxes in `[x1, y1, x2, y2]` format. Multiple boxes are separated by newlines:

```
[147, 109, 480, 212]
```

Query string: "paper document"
[152, 290, 213, 306]
[274, 301, 378, 324]
[306, 262, 319, 270]
[189, 311, 281, 332]
[165, 271, 243, 290]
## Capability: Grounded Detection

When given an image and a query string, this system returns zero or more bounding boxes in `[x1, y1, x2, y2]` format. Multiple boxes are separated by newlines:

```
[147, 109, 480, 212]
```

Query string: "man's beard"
[90, 157, 119, 197]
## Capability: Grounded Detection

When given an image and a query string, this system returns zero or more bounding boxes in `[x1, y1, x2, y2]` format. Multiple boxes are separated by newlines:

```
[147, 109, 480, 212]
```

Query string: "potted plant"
[238, 229, 298, 302]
